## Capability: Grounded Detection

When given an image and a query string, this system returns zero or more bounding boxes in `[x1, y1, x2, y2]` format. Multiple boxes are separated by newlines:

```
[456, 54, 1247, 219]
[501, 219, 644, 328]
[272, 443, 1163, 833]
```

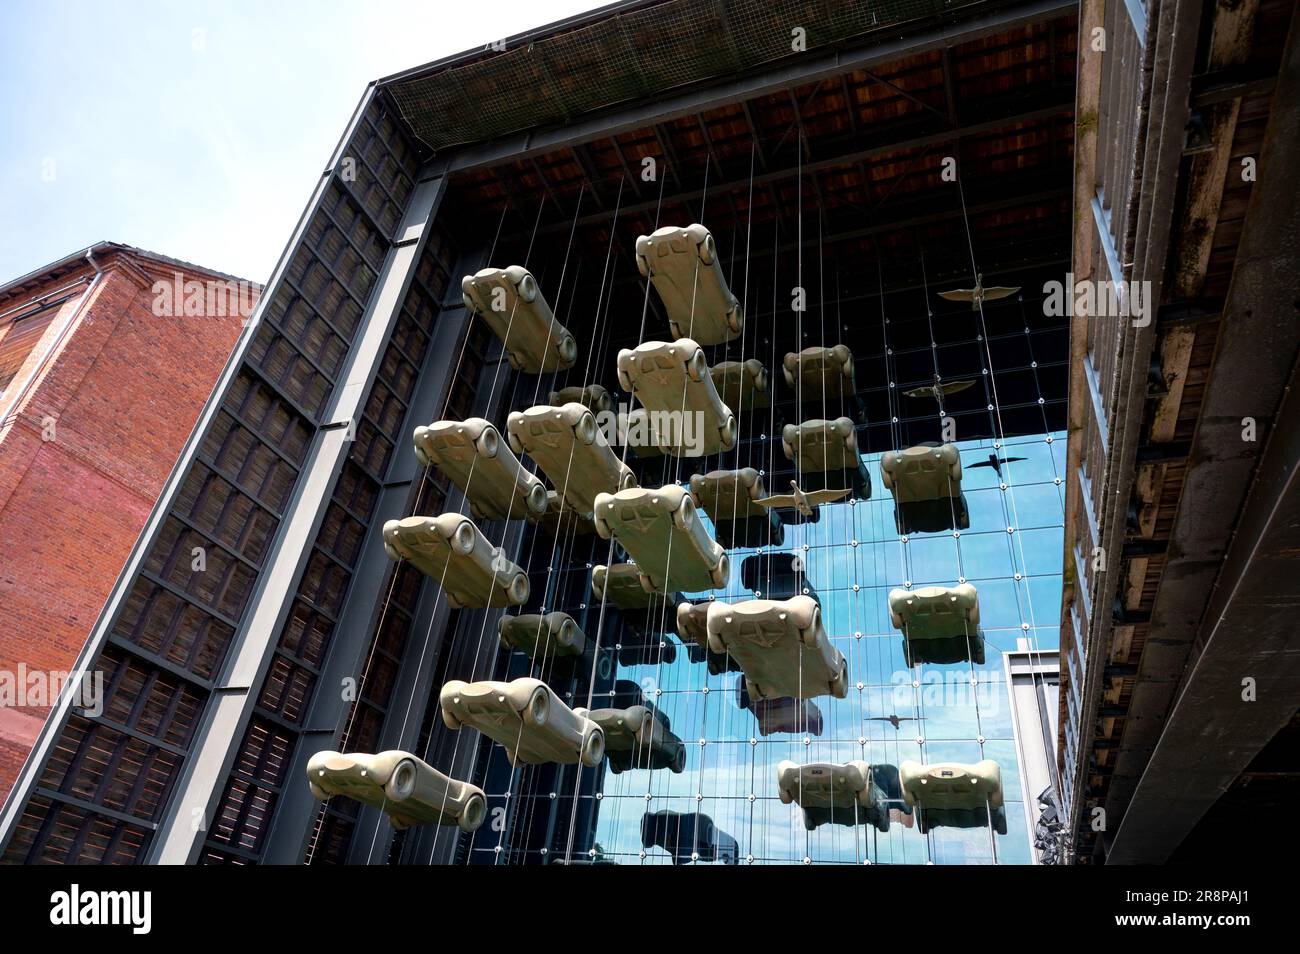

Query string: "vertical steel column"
[149, 174, 446, 864]
[259, 194, 477, 866]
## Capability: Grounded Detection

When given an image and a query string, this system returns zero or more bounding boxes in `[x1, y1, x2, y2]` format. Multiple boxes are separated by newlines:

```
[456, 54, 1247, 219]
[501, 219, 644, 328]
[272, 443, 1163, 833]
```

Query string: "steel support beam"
[501, 92, 1074, 243]
[149, 174, 447, 864]
[353, 247, 531, 866]
[424, 0, 1076, 176]
[261, 240, 485, 865]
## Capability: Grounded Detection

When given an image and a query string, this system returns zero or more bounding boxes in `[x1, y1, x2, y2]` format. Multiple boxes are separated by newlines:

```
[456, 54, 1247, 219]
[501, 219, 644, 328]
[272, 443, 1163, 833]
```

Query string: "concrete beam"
[1107, 360, 1300, 862]
[1105, 13, 1300, 861]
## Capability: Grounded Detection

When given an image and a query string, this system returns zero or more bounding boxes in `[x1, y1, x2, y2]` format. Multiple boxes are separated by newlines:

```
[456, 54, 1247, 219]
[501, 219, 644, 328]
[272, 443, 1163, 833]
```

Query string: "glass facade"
[0, 6, 1084, 867]
[459, 432, 1065, 865]
[429, 245, 1070, 864]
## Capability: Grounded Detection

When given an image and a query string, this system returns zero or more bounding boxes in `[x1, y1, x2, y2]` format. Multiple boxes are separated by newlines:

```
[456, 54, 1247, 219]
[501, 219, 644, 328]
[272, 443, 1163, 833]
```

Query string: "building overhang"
[376, 0, 1077, 164]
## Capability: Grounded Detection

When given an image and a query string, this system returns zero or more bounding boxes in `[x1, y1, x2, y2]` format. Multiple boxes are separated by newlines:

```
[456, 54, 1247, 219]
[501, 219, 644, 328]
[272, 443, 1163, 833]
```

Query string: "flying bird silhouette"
[865, 715, 918, 730]
[903, 375, 976, 402]
[966, 453, 1027, 478]
[753, 481, 852, 518]
[937, 273, 1021, 310]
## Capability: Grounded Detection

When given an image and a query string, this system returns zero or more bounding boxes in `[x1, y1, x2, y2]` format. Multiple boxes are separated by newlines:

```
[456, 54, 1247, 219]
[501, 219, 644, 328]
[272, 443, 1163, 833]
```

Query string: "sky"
[0, 0, 610, 285]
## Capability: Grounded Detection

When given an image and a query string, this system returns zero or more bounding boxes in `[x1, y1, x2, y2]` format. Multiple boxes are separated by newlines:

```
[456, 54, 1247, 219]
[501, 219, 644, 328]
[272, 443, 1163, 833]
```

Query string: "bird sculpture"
[903, 375, 976, 403]
[937, 273, 1020, 310]
[865, 714, 919, 730]
[753, 481, 852, 518]
[966, 453, 1027, 478]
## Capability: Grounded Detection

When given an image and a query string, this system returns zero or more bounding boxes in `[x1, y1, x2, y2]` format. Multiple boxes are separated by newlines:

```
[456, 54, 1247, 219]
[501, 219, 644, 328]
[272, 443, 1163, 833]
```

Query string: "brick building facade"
[0, 243, 257, 802]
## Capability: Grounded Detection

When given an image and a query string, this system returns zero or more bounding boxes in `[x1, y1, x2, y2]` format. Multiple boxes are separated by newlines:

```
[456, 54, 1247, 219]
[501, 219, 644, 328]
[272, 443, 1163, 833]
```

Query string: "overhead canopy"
[382, 0, 983, 151]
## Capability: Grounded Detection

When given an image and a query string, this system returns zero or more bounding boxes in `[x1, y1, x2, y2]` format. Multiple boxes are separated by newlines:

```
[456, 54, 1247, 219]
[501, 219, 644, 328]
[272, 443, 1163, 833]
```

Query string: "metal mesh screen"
[387, 0, 987, 150]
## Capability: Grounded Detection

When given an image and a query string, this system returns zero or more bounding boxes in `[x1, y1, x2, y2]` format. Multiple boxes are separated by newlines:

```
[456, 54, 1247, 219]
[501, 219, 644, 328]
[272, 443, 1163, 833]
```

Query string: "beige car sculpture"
[783, 417, 872, 496]
[900, 759, 1005, 833]
[383, 514, 529, 608]
[688, 467, 769, 524]
[706, 595, 848, 701]
[591, 563, 680, 634]
[635, 223, 743, 345]
[498, 612, 587, 659]
[593, 484, 730, 594]
[782, 417, 862, 473]
[461, 265, 577, 373]
[549, 383, 614, 414]
[880, 442, 963, 499]
[412, 418, 548, 521]
[616, 339, 736, 456]
[710, 359, 769, 411]
[306, 749, 487, 832]
[589, 704, 687, 774]
[676, 601, 740, 675]
[689, 467, 783, 547]
[506, 402, 637, 516]
[889, 583, 982, 665]
[777, 759, 889, 832]
[782, 345, 855, 400]
[888, 583, 980, 638]
[440, 677, 605, 768]
[676, 600, 711, 653]
[592, 562, 656, 608]
[880, 442, 967, 533]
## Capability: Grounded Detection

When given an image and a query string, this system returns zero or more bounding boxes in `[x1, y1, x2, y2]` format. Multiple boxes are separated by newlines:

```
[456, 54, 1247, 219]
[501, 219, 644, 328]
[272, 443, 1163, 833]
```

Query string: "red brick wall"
[0, 254, 253, 803]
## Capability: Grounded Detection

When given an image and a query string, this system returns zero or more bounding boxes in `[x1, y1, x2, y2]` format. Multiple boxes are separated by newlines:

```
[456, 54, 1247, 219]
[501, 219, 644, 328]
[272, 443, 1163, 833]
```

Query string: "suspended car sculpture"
[506, 402, 637, 517]
[593, 484, 730, 594]
[589, 704, 687, 774]
[383, 514, 529, 609]
[616, 339, 736, 456]
[781, 417, 872, 497]
[676, 600, 741, 674]
[591, 562, 681, 638]
[880, 442, 969, 534]
[549, 383, 614, 414]
[783, 345, 855, 401]
[689, 467, 783, 548]
[710, 358, 769, 411]
[306, 750, 487, 833]
[412, 418, 548, 521]
[706, 595, 848, 701]
[889, 583, 984, 665]
[498, 612, 586, 660]
[776, 760, 891, 832]
[899, 759, 1007, 834]
[439, 677, 605, 768]
[461, 265, 577, 373]
[635, 223, 743, 345]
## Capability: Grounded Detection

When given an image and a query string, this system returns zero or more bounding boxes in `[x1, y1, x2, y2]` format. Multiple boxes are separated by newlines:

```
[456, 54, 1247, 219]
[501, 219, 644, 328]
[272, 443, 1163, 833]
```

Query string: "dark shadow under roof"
[381, 0, 996, 152]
